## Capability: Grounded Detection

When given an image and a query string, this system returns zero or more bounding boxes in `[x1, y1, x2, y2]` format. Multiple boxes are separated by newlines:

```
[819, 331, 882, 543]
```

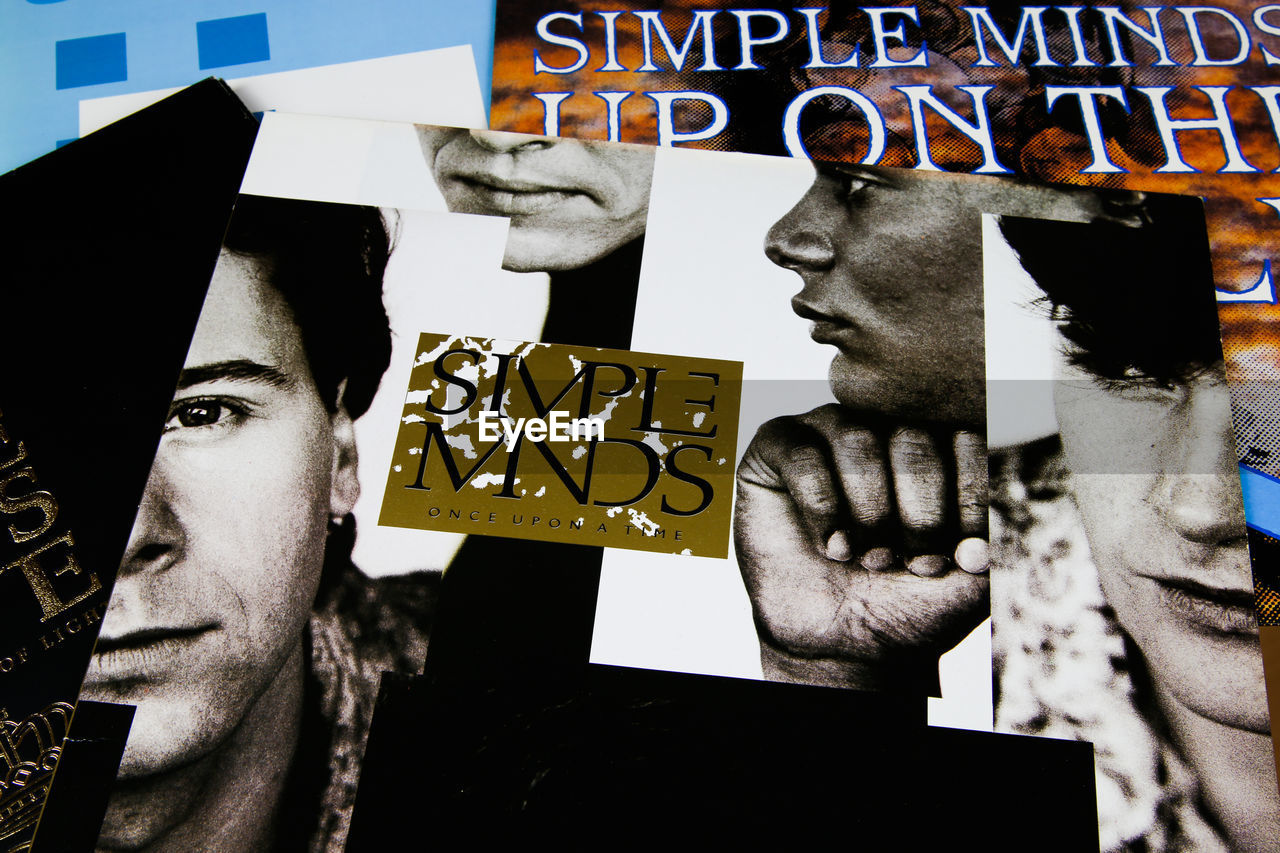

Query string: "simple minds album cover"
[379, 332, 742, 556]
[7, 103, 1275, 850]
[488, 2, 1280, 637]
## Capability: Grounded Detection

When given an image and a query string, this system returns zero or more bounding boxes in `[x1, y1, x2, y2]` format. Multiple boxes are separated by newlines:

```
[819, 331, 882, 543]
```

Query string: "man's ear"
[329, 379, 360, 520]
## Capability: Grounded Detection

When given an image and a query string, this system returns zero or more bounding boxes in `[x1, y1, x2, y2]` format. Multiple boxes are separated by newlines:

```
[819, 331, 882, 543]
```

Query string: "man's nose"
[118, 459, 184, 576]
[468, 129, 555, 154]
[764, 191, 837, 273]
[1164, 473, 1245, 544]
[1159, 376, 1247, 545]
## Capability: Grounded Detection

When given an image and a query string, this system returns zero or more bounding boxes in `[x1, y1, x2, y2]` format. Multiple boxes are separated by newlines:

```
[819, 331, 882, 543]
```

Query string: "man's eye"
[1092, 367, 1184, 399]
[1120, 365, 1164, 383]
[1062, 346, 1184, 398]
[820, 165, 881, 206]
[164, 399, 246, 432]
[842, 175, 870, 202]
[829, 171, 872, 204]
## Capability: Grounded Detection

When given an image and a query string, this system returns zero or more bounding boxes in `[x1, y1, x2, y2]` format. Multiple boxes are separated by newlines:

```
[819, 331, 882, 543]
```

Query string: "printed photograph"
[68, 115, 1277, 851]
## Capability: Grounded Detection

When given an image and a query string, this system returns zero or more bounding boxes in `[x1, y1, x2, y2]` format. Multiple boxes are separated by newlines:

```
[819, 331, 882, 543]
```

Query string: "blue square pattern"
[197, 13, 270, 70]
[55, 33, 127, 90]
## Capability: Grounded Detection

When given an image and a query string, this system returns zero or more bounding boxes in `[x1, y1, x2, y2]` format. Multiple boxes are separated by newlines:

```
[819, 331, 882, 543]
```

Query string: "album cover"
[47, 105, 1274, 849]
[0, 78, 257, 852]
[16, 37, 501, 850]
[56, 111, 601, 851]
[488, 1, 1280, 627]
[185, 114, 1267, 849]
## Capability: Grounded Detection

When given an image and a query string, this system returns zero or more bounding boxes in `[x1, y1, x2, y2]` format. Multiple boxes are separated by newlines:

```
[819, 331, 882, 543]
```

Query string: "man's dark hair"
[222, 194, 392, 419]
[999, 193, 1222, 386]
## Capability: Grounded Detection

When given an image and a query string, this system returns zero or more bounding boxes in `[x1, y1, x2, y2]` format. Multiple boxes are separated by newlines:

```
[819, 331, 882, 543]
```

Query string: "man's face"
[418, 127, 654, 272]
[764, 165, 1101, 427]
[80, 251, 358, 777]
[1055, 365, 1268, 732]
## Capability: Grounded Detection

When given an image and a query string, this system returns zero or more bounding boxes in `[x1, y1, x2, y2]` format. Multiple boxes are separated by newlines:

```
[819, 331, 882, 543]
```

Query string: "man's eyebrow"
[174, 359, 294, 391]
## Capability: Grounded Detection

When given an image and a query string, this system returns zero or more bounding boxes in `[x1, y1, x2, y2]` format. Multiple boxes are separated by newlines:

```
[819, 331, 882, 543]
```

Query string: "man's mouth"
[446, 173, 587, 216]
[86, 625, 216, 683]
[808, 319, 859, 348]
[1153, 576, 1258, 635]
[792, 299, 860, 349]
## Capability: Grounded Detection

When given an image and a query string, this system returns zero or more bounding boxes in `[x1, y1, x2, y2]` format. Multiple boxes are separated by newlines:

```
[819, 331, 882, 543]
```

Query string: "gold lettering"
[2, 533, 101, 621]
[0, 468, 57, 544]
[0, 439, 28, 472]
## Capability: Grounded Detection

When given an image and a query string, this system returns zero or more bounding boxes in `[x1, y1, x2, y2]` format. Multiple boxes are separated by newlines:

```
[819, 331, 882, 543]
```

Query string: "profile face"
[80, 251, 357, 776]
[1055, 364, 1267, 732]
[765, 165, 1100, 427]
[418, 127, 654, 272]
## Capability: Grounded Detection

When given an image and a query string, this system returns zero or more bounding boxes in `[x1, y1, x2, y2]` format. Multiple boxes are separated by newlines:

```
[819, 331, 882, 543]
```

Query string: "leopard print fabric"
[990, 437, 1225, 853]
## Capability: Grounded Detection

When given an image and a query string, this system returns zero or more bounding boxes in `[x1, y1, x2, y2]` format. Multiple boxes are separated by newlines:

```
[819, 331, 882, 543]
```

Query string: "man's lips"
[1150, 576, 1258, 635]
[808, 320, 859, 348]
[86, 624, 216, 683]
[792, 299, 861, 349]
[454, 171, 580, 194]
[443, 172, 591, 216]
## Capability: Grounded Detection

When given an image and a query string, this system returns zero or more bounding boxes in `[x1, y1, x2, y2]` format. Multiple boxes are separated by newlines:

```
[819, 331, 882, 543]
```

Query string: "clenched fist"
[735, 404, 989, 693]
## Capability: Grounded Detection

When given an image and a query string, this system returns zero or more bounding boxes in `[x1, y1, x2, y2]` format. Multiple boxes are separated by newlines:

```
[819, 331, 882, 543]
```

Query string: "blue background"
[1, 0, 496, 171]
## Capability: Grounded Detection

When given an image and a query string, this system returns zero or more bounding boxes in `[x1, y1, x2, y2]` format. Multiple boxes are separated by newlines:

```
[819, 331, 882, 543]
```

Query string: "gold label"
[379, 334, 742, 557]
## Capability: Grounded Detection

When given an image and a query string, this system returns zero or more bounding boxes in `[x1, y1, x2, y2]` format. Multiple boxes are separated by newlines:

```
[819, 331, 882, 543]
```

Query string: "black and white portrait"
[76, 118, 662, 852]
[991, 202, 1276, 852]
[80, 196, 436, 852]
[584, 148, 1277, 850]
[71, 113, 1277, 850]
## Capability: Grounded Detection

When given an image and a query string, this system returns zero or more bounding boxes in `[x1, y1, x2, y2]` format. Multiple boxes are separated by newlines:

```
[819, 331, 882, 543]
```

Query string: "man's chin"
[828, 363, 984, 429]
[112, 702, 229, 781]
[1150, 635, 1272, 736]
[501, 227, 633, 273]
[827, 377, 928, 425]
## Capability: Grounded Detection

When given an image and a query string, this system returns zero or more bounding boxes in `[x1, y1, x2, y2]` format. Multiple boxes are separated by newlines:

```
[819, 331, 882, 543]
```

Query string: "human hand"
[734, 404, 989, 692]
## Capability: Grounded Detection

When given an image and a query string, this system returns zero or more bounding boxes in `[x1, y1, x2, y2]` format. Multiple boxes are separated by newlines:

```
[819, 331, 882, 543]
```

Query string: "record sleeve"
[488, 0, 1280, 628]
[0, 78, 257, 852]
[197, 114, 1270, 849]
[44, 106, 1272, 849]
[53, 111, 540, 851]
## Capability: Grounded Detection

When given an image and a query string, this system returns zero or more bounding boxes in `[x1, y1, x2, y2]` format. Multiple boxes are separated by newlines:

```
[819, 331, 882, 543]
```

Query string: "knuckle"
[737, 448, 780, 488]
[891, 428, 939, 465]
[790, 476, 839, 516]
[757, 415, 800, 441]
[832, 428, 880, 461]
[803, 403, 846, 430]
[783, 444, 827, 471]
[953, 430, 987, 455]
